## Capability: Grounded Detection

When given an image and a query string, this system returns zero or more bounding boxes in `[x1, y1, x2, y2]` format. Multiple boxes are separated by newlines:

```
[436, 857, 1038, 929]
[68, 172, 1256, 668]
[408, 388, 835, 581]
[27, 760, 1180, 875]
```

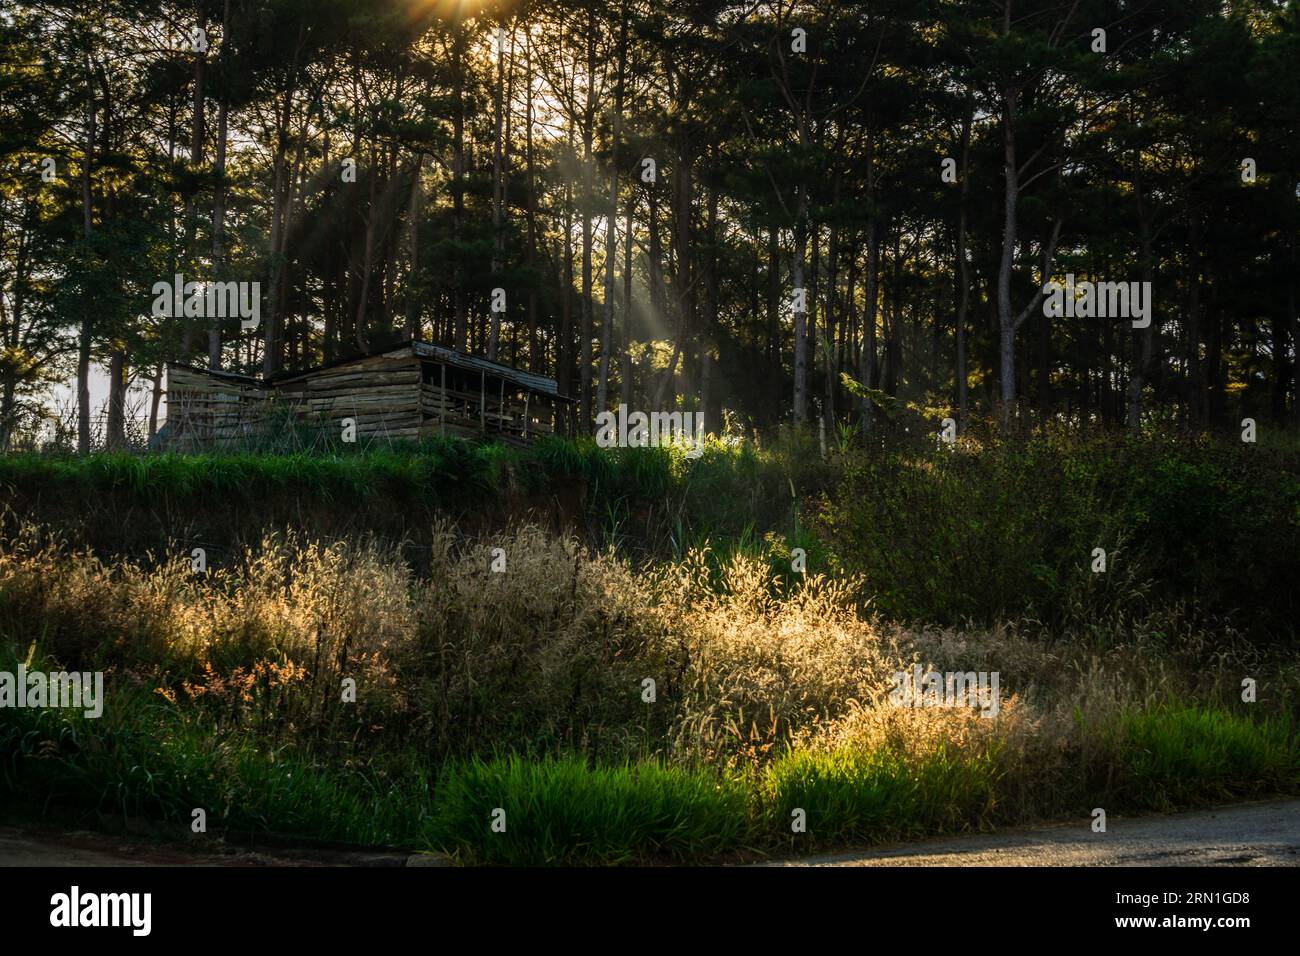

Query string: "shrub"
[817, 429, 1300, 637]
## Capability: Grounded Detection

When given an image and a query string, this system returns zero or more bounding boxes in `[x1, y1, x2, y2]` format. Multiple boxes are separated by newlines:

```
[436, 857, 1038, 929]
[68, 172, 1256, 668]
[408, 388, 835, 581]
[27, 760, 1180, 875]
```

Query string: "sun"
[408, 0, 499, 22]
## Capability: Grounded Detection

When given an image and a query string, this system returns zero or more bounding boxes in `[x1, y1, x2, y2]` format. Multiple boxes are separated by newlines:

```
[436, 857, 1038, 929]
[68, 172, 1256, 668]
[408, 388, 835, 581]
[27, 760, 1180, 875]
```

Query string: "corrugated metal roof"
[411, 340, 571, 400]
[268, 345, 412, 385]
[170, 340, 571, 400]
[166, 363, 264, 386]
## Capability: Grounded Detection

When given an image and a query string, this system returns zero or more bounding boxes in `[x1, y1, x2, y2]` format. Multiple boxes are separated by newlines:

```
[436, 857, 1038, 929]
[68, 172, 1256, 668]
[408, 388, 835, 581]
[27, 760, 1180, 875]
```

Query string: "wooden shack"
[163, 339, 573, 451]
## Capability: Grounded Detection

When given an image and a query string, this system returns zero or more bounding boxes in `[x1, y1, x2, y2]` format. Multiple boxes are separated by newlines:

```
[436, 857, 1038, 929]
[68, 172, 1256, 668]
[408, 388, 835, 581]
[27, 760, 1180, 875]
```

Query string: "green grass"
[0, 435, 830, 574]
[760, 743, 1003, 850]
[0, 442, 500, 504]
[0, 689, 422, 847]
[1108, 706, 1300, 810]
[430, 754, 750, 865]
[3, 694, 1295, 864]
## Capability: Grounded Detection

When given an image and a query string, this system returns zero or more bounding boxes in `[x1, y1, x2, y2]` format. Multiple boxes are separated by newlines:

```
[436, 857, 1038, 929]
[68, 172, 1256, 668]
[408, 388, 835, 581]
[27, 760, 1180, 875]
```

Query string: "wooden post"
[522, 392, 530, 438]
[480, 370, 486, 433]
[499, 378, 505, 433]
[440, 363, 446, 435]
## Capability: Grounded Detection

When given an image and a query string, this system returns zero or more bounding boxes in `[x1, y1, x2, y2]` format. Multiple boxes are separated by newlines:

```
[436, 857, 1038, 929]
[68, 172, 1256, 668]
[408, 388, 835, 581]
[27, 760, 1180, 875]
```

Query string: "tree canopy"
[1, 0, 1297, 450]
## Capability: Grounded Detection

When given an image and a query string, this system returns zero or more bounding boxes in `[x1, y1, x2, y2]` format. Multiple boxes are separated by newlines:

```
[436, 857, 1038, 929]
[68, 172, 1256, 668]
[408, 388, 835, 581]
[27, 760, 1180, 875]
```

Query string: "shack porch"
[164, 340, 574, 451]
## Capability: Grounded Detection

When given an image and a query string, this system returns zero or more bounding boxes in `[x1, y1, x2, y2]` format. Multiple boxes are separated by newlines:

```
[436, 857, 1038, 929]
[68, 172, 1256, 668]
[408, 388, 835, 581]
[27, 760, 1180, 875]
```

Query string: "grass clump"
[430, 754, 749, 865]
[761, 744, 1001, 851]
[1105, 706, 1300, 811]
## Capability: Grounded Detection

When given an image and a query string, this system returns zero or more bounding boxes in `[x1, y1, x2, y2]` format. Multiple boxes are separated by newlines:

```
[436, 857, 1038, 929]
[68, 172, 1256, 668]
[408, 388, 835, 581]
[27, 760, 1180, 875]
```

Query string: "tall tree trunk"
[823, 197, 840, 434]
[488, 20, 506, 360]
[405, 154, 424, 340]
[620, 193, 634, 407]
[997, 83, 1020, 422]
[792, 179, 809, 425]
[653, 105, 694, 410]
[452, 27, 468, 352]
[558, 95, 575, 401]
[354, 147, 378, 352]
[208, 0, 229, 370]
[1127, 125, 1157, 430]
[766, 223, 779, 370]
[1185, 215, 1202, 425]
[860, 218, 879, 435]
[1290, 176, 1299, 428]
[1127, 210, 1156, 428]
[598, 7, 628, 415]
[263, 24, 304, 376]
[1206, 284, 1224, 424]
[106, 350, 127, 449]
[702, 171, 720, 422]
[524, 35, 540, 372]
[181, 20, 206, 361]
[77, 56, 95, 455]
[645, 172, 666, 395]
[955, 94, 972, 426]
[883, 228, 901, 396]
[579, 17, 597, 426]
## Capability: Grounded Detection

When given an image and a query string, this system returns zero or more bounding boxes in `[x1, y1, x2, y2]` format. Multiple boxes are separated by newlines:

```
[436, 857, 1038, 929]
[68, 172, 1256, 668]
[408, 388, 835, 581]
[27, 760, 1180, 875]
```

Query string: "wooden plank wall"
[165, 366, 269, 451]
[276, 353, 423, 442]
[166, 352, 563, 450]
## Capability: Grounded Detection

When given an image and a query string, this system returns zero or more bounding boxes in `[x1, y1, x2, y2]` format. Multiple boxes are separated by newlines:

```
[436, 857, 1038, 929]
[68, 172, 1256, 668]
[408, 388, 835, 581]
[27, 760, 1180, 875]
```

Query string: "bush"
[817, 429, 1300, 637]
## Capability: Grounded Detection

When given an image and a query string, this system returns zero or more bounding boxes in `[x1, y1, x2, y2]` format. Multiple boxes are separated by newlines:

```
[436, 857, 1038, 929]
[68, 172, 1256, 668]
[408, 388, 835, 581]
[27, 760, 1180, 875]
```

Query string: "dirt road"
[3, 799, 1297, 866]
[767, 799, 1300, 866]
[0, 826, 438, 867]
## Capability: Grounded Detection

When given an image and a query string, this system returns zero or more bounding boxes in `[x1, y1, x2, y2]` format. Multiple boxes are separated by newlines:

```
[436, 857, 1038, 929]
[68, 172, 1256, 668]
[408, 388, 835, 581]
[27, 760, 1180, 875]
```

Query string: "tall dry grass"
[0, 521, 1290, 784]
